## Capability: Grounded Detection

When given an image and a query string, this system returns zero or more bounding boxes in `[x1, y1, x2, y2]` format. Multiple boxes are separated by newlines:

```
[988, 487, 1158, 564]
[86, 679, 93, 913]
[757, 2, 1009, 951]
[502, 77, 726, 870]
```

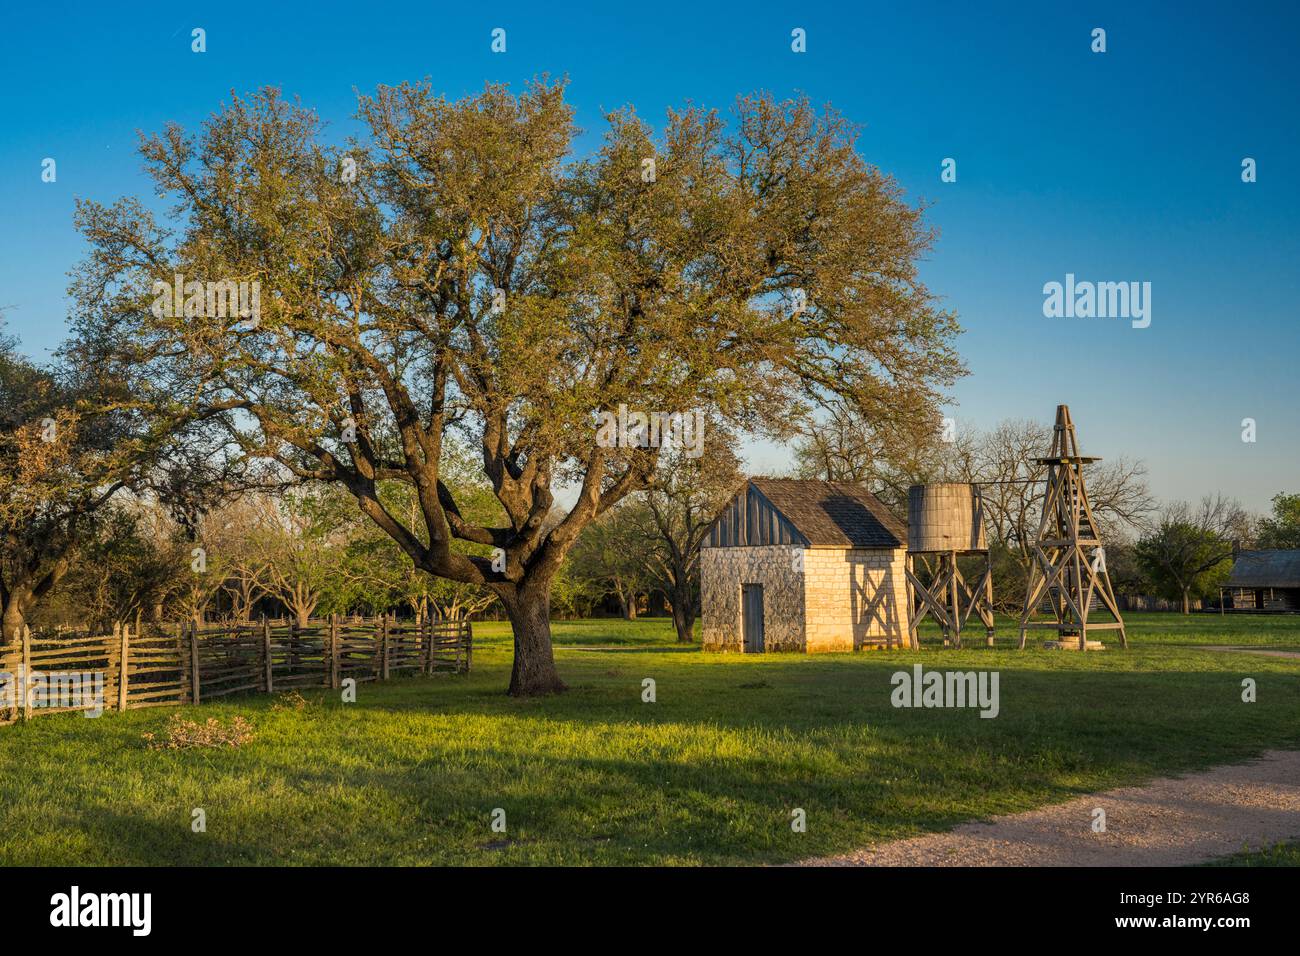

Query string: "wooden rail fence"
[0, 614, 471, 726]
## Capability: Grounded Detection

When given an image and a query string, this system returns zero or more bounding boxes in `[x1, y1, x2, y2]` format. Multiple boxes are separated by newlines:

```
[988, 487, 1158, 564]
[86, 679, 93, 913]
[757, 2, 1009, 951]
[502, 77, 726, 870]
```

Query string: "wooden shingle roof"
[1228, 549, 1300, 588]
[748, 478, 906, 548]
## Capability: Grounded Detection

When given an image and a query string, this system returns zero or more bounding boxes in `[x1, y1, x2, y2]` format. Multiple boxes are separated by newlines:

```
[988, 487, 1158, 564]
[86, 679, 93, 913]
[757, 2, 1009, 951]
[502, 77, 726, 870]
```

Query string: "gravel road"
[798, 750, 1300, 866]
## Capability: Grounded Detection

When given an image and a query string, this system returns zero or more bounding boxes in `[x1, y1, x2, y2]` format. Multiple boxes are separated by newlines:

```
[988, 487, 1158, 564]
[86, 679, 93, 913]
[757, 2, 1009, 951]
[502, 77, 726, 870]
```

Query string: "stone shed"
[700, 478, 908, 653]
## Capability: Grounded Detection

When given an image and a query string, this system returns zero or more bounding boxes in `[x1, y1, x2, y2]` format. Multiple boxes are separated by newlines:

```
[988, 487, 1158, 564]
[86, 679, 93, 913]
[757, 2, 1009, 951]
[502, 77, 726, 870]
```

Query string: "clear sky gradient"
[1, 1, 1296, 512]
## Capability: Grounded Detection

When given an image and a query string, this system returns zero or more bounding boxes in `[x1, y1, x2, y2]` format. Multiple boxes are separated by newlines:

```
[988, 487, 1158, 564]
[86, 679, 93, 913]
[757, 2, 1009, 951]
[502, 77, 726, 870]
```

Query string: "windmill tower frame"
[1017, 405, 1127, 650]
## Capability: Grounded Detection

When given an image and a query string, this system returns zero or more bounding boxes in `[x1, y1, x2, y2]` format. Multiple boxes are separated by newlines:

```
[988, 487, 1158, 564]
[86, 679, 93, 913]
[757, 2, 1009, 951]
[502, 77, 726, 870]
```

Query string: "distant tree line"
[8, 327, 1296, 644]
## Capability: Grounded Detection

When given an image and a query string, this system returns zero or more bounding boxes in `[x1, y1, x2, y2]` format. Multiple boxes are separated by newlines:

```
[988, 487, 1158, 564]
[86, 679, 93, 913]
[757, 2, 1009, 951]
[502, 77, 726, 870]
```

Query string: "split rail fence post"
[189, 621, 201, 705]
[174, 623, 184, 702]
[329, 613, 340, 689]
[21, 624, 32, 720]
[465, 621, 473, 673]
[380, 614, 390, 681]
[262, 615, 273, 693]
[117, 622, 130, 711]
[417, 609, 425, 674]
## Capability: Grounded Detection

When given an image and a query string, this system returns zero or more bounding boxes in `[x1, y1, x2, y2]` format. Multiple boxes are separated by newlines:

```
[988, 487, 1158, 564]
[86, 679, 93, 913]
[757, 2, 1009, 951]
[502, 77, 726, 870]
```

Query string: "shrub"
[143, 714, 255, 750]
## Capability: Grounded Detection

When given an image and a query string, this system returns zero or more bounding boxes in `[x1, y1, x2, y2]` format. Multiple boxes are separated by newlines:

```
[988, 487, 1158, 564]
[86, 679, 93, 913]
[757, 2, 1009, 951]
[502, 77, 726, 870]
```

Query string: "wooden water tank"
[907, 483, 987, 553]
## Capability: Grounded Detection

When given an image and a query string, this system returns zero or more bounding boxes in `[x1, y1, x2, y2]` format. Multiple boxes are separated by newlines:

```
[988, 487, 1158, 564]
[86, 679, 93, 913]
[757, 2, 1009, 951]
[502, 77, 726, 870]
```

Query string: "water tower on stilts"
[904, 483, 995, 649]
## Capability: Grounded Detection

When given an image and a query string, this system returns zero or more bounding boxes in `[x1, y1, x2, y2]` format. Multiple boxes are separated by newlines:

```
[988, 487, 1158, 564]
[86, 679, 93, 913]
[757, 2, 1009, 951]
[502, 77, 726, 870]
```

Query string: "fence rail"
[0, 614, 472, 726]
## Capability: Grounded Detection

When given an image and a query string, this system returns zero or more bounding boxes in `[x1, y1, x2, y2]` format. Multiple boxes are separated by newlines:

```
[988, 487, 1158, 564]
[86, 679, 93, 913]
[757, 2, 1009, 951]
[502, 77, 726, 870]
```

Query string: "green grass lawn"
[2, 612, 1298, 865]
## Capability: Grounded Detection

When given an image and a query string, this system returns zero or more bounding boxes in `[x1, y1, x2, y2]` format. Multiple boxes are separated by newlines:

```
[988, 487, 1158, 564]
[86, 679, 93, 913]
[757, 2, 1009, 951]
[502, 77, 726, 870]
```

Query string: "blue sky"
[1, 1, 1296, 512]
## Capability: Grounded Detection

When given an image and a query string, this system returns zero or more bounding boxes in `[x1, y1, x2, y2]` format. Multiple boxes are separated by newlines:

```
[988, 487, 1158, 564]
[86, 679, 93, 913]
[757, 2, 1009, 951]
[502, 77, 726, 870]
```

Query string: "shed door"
[742, 584, 765, 653]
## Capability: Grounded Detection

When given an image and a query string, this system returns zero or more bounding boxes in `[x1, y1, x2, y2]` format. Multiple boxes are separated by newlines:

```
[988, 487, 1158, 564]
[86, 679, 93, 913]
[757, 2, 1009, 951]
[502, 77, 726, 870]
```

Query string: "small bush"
[270, 690, 309, 712]
[143, 714, 255, 750]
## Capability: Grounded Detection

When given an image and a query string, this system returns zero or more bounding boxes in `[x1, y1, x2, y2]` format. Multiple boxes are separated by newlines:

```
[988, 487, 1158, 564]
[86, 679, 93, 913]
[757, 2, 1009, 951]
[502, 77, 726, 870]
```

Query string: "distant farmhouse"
[700, 478, 908, 652]
[1222, 549, 1300, 612]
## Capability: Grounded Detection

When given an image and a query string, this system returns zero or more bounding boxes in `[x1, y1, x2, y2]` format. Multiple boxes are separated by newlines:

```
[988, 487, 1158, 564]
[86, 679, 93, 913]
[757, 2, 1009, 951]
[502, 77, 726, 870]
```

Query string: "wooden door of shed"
[742, 584, 765, 653]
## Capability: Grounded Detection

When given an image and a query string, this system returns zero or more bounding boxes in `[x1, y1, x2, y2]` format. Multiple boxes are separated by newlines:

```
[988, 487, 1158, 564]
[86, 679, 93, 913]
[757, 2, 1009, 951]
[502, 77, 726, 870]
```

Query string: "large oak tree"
[72, 80, 962, 695]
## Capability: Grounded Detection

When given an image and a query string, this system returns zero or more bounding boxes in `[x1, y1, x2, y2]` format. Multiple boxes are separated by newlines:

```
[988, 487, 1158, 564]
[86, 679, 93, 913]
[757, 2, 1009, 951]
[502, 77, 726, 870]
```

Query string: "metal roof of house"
[748, 478, 906, 549]
[1228, 549, 1300, 588]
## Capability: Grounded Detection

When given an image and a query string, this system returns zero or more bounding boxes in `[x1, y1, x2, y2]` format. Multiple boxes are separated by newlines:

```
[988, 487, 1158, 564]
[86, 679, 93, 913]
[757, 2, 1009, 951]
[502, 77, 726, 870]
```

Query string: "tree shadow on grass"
[77, 723, 1298, 866]
[6, 655, 1299, 865]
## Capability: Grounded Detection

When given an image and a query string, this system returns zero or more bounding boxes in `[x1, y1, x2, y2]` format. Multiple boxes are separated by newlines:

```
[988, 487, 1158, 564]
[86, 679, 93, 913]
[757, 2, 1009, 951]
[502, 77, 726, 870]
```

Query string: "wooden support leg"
[984, 555, 995, 646]
[905, 554, 919, 650]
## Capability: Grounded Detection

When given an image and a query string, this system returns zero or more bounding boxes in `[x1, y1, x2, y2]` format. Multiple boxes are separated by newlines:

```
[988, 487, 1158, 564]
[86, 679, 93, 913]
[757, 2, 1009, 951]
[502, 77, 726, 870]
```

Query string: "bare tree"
[947, 419, 1152, 574]
[792, 399, 950, 513]
[639, 435, 743, 642]
[792, 412, 1151, 595]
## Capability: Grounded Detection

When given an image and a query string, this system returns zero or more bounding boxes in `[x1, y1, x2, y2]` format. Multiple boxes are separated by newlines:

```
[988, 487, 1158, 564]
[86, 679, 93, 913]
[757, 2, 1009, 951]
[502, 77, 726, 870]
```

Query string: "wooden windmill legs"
[1017, 406, 1127, 650]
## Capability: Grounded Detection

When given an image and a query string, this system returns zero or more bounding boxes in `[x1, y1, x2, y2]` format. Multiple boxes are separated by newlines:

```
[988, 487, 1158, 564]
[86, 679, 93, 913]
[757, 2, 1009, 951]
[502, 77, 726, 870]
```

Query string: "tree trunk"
[667, 559, 696, 642]
[670, 593, 694, 643]
[615, 586, 637, 620]
[1181, 588, 1191, 615]
[498, 580, 566, 697]
[1, 598, 26, 646]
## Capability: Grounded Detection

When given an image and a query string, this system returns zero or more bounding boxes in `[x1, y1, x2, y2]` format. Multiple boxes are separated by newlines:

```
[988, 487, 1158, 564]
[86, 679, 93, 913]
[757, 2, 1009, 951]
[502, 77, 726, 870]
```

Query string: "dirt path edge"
[796, 750, 1300, 867]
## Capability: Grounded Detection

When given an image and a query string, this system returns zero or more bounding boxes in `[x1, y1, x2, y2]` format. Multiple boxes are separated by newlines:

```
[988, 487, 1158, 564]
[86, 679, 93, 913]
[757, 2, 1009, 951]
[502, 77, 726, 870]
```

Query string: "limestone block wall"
[700, 545, 805, 652]
[701, 544, 908, 653]
[802, 547, 908, 651]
